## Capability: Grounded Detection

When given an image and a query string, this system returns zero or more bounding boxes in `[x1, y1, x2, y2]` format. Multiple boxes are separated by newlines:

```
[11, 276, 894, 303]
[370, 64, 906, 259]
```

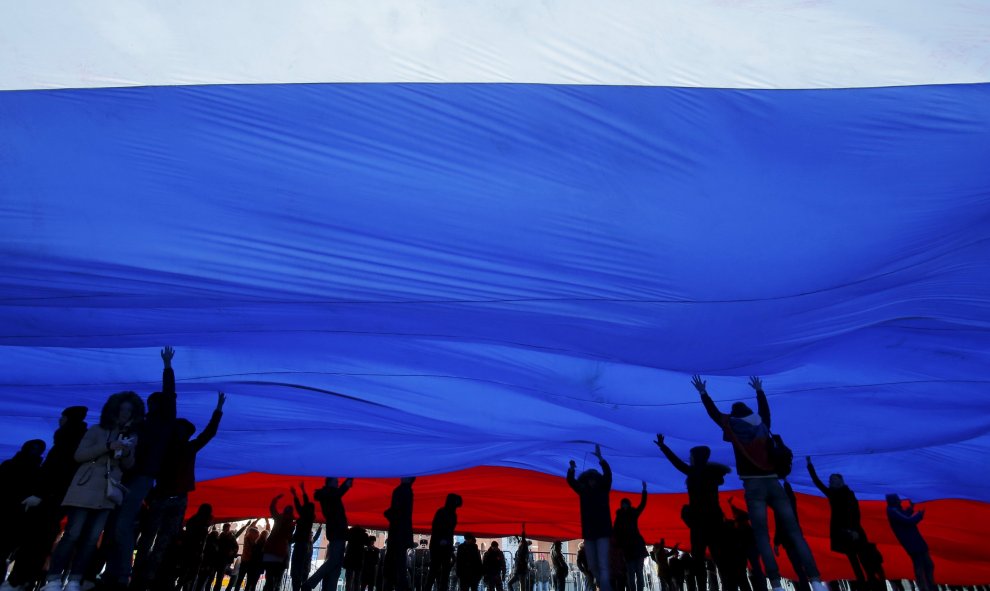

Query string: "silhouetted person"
[859, 543, 885, 591]
[6, 407, 88, 591]
[195, 529, 221, 591]
[411, 540, 430, 591]
[655, 434, 729, 591]
[425, 494, 462, 591]
[263, 495, 296, 591]
[566, 445, 612, 591]
[383, 478, 415, 591]
[694, 375, 825, 591]
[204, 522, 255, 591]
[344, 526, 368, 591]
[456, 534, 483, 591]
[575, 544, 592, 591]
[550, 542, 568, 591]
[648, 540, 678, 591]
[305, 477, 354, 591]
[806, 457, 869, 589]
[362, 535, 381, 591]
[482, 542, 506, 591]
[42, 392, 143, 591]
[176, 504, 214, 591]
[227, 524, 262, 591]
[133, 392, 226, 591]
[725, 498, 766, 591]
[244, 530, 270, 591]
[608, 537, 625, 591]
[613, 483, 648, 591]
[291, 483, 317, 591]
[885, 494, 934, 591]
[0, 438, 46, 584]
[106, 347, 178, 591]
[507, 525, 530, 591]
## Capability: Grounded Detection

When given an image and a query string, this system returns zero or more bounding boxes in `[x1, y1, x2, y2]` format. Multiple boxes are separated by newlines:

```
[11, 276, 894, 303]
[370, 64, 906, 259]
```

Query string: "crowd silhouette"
[0, 348, 951, 591]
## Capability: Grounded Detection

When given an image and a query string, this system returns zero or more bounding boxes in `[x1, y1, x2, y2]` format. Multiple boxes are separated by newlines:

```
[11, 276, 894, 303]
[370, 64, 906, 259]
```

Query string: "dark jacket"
[315, 479, 352, 542]
[483, 546, 505, 578]
[385, 481, 414, 550]
[658, 442, 729, 521]
[0, 448, 44, 516]
[809, 464, 866, 553]
[131, 367, 177, 479]
[154, 409, 222, 497]
[456, 540, 483, 586]
[430, 501, 459, 551]
[37, 418, 88, 501]
[614, 488, 648, 560]
[702, 390, 775, 478]
[567, 458, 613, 539]
[887, 505, 928, 555]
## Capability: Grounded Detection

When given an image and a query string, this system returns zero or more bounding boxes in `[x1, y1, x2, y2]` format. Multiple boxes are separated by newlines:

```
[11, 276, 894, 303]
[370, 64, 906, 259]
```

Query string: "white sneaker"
[64, 580, 82, 591]
[41, 579, 64, 591]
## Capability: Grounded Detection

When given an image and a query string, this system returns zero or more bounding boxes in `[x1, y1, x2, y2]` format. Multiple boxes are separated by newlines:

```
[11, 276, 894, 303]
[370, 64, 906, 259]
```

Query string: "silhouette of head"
[829, 474, 845, 488]
[222, 523, 231, 532]
[175, 418, 196, 441]
[463, 532, 476, 543]
[196, 503, 213, 518]
[22, 439, 46, 457]
[885, 493, 901, 507]
[445, 493, 463, 509]
[100, 391, 145, 430]
[326, 477, 339, 488]
[491, 541, 499, 549]
[730, 402, 753, 418]
[401, 476, 416, 485]
[282, 505, 293, 518]
[61, 405, 88, 427]
[578, 469, 603, 488]
[620, 498, 632, 510]
[689, 446, 711, 466]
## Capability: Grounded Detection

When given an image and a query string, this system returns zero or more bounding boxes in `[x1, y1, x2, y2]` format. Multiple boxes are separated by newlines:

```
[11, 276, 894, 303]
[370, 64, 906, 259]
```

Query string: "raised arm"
[750, 377, 770, 429]
[291, 487, 303, 514]
[269, 495, 282, 519]
[161, 345, 176, 397]
[655, 434, 690, 475]
[694, 375, 724, 425]
[312, 525, 323, 543]
[234, 518, 258, 538]
[806, 457, 828, 495]
[566, 460, 578, 491]
[192, 392, 225, 452]
[889, 506, 924, 525]
[636, 481, 648, 515]
[340, 477, 354, 495]
[594, 445, 612, 488]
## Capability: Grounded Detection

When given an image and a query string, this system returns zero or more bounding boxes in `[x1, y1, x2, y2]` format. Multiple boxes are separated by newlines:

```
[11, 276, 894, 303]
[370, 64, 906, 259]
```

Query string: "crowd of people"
[0, 349, 940, 591]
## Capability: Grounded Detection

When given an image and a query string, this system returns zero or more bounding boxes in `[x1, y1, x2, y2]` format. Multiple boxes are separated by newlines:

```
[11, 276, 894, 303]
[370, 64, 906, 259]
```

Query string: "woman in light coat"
[42, 391, 144, 591]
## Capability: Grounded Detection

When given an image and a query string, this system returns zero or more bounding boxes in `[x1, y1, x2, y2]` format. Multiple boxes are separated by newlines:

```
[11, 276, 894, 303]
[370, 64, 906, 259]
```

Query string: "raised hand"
[593, 444, 602, 459]
[748, 376, 763, 391]
[569, 460, 577, 470]
[806, 456, 813, 468]
[216, 391, 227, 410]
[655, 434, 665, 447]
[691, 375, 707, 395]
[161, 345, 175, 367]
[642, 481, 647, 492]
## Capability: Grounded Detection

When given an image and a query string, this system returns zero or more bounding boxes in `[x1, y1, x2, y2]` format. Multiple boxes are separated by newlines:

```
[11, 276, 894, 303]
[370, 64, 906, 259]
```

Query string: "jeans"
[742, 478, 820, 587]
[48, 507, 111, 580]
[106, 475, 155, 583]
[582, 538, 610, 591]
[134, 494, 189, 583]
[307, 539, 346, 591]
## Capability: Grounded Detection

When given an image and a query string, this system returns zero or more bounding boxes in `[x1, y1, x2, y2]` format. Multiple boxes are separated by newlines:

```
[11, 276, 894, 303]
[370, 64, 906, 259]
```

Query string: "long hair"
[99, 390, 146, 430]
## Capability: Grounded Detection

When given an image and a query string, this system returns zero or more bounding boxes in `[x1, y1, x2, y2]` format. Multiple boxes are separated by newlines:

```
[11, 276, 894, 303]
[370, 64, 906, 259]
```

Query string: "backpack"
[767, 433, 793, 478]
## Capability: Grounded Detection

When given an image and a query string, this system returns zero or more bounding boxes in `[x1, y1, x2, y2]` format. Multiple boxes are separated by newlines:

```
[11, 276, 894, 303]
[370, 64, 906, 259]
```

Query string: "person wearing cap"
[694, 375, 825, 591]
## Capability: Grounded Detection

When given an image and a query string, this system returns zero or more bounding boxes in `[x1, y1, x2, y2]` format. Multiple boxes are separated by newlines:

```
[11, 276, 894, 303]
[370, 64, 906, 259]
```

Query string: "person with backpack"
[693, 375, 825, 591]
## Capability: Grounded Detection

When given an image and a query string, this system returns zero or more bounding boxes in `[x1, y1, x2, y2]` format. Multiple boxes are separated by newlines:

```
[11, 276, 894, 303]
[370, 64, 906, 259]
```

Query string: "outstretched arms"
[655, 434, 690, 475]
[748, 376, 771, 428]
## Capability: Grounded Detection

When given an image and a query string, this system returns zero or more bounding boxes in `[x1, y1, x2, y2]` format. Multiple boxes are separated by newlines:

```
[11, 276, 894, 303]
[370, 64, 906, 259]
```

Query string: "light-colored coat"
[62, 425, 136, 510]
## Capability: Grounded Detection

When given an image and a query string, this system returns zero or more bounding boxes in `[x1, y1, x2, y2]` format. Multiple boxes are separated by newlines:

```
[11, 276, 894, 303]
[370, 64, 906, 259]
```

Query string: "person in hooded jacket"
[132, 391, 225, 591]
[694, 375, 825, 591]
[482, 542, 505, 591]
[383, 478, 414, 591]
[425, 494, 462, 591]
[455, 534, 482, 591]
[3, 407, 88, 591]
[613, 483, 648, 591]
[566, 445, 612, 591]
[42, 391, 144, 591]
[806, 457, 871, 589]
[0, 439, 46, 584]
[105, 347, 178, 591]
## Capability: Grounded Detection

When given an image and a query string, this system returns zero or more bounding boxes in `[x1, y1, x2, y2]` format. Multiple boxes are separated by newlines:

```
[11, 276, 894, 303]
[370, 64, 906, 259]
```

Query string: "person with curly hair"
[41, 391, 145, 591]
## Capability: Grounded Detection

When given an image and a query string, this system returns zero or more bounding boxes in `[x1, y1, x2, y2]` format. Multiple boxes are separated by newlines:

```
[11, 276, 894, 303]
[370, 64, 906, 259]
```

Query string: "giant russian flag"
[2, 0, 990, 583]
